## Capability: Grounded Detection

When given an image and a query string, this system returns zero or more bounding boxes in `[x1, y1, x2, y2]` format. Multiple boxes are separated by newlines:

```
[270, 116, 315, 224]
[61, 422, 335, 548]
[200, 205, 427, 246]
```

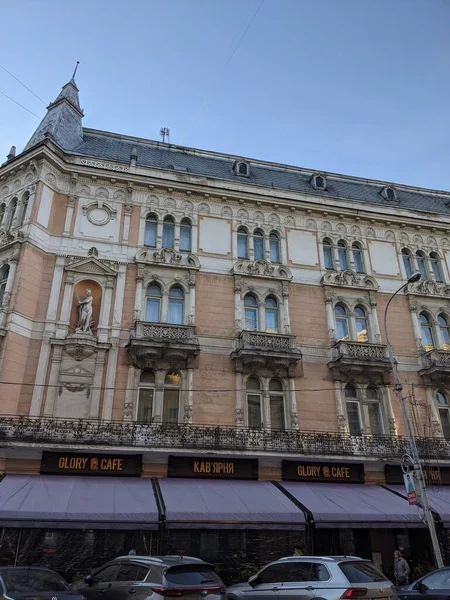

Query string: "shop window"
[180, 219, 192, 252]
[355, 306, 369, 343]
[416, 251, 428, 280]
[265, 296, 279, 333]
[335, 304, 349, 341]
[253, 229, 265, 260]
[436, 391, 450, 439]
[438, 314, 450, 351]
[269, 379, 285, 431]
[244, 294, 258, 331]
[323, 238, 334, 270]
[168, 286, 184, 325]
[402, 249, 413, 279]
[162, 216, 175, 248]
[137, 370, 155, 422]
[430, 252, 444, 283]
[144, 213, 157, 248]
[163, 371, 181, 424]
[269, 231, 280, 263]
[352, 243, 365, 273]
[237, 227, 249, 259]
[246, 377, 262, 429]
[337, 240, 348, 270]
[419, 312, 435, 351]
[0, 265, 9, 307]
[145, 283, 162, 322]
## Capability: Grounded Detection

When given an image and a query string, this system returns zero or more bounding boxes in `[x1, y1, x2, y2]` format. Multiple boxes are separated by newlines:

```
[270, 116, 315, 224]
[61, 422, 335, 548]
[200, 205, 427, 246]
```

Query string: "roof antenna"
[160, 127, 170, 143]
[72, 61, 80, 81]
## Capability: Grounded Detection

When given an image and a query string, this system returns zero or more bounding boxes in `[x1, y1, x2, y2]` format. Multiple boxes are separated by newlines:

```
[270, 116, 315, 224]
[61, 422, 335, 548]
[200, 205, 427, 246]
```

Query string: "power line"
[0, 89, 40, 119]
[0, 63, 47, 105]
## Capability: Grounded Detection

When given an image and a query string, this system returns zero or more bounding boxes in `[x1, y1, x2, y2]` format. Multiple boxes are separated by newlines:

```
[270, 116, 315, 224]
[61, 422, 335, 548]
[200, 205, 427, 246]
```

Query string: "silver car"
[227, 556, 394, 600]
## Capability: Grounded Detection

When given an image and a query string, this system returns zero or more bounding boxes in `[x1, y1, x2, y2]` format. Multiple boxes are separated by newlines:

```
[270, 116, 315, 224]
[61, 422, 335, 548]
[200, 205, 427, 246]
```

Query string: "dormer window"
[311, 174, 327, 190]
[235, 161, 250, 177]
[381, 186, 396, 201]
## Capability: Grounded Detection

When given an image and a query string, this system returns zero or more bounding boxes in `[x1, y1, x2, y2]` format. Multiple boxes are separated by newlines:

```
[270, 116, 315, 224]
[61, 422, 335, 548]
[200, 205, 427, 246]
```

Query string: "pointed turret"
[23, 64, 84, 152]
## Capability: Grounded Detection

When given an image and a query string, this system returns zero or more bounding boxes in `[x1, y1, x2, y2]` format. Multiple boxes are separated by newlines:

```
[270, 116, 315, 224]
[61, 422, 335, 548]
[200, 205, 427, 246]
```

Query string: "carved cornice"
[321, 269, 379, 291]
[135, 247, 200, 270]
[407, 279, 450, 299]
[231, 259, 292, 280]
[65, 255, 118, 276]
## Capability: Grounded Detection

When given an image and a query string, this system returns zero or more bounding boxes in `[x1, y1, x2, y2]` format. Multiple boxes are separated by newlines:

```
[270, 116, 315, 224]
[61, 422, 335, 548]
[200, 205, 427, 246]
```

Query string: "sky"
[1, 0, 450, 190]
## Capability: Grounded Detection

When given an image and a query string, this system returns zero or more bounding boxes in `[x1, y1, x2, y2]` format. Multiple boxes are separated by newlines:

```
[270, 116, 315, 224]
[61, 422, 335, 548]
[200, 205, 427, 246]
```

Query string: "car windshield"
[165, 565, 223, 586]
[1, 568, 70, 593]
[339, 561, 388, 583]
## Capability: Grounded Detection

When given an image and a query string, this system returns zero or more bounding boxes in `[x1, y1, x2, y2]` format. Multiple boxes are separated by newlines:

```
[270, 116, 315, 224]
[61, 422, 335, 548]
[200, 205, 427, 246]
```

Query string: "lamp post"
[384, 272, 444, 568]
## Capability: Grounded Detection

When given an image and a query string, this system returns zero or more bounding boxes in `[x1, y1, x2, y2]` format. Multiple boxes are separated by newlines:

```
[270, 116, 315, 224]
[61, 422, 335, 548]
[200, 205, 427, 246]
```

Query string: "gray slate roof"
[71, 131, 450, 218]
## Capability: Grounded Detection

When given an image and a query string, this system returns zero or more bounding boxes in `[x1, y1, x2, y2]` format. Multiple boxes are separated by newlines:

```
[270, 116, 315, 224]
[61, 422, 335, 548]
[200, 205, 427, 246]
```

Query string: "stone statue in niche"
[76, 288, 94, 334]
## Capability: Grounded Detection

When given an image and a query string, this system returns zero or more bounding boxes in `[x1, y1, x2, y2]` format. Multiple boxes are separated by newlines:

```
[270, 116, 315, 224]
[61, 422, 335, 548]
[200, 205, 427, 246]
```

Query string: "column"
[89, 350, 107, 418]
[43, 346, 63, 416]
[235, 371, 245, 425]
[262, 378, 270, 428]
[234, 277, 243, 333]
[1, 255, 19, 312]
[134, 276, 143, 322]
[153, 370, 164, 422]
[161, 289, 169, 322]
[123, 365, 137, 422]
[333, 243, 340, 270]
[156, 220, 163, 247]
[288, 377, 298, 429]
[187, 274, 196, 325]
[258, 299, 265, 332]
[174, 222, 181, 251]
[23, 185, 36, 223]
[184, 366, 194, 423]
[63, 195, 77, 236]
[98, 278, 114, 343]
[122, 204, 132, 243]
[10, 198, 23, 229]
[113, 265, 127, 328]
[60, 274, 75, 326]
[334, 381, 347, 433]
[368, 294, 381, 343]
[282, 282, 290, 334]
[409, 299, 423, 349]
[384, 386, 398, 435]
[325, 290, 336, 342]
[101, 340, 119, 420]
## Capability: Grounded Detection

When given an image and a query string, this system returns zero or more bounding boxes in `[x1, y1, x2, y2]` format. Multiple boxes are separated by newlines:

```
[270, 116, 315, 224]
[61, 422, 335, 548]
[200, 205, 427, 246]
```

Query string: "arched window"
[419, 313, 435, 351]
[365, 387, 383, 435]
[253, 229, 265, 260]
[237, 227, 249, 259]
[0, 204, 5, 228]
[244, 294, 258, 331]
[19, 192, 29, 226]
[137, 370, 155, 422]
[337, 241, 348, 270]
[416, 251, 428, 280]
[430, 252, 444, 283]
[345, 384, 361, 436]
[162, 216, 175, 248]
[352, 243, 364, 273]
[269, 232, 280, 263]
[436, 391, 450, 439]
[237, 162, 249, 176]
[145, 283, 162, 322]
[323, 238, 334, 270]
[335, 304, 349, 341]
[355, 306, 369, 343]
[163, 371, 181, 424]
[144, 214, 157, 247]
[180, 219, 192, 252]
[246, 377, 262, 428]
[265, 296, 279, 333]
[8, 199, 17, 230]
[168, 286, 184, 325]
[438, 315, 450, 350]
[269, 379, 285, 431]
[0, 265, 9, 307]
[402, 249, 413, 279]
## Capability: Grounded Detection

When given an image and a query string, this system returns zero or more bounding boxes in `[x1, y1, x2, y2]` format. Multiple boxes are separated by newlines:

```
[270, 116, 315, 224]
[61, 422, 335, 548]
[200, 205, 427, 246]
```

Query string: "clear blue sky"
[1, 0, 449, 190]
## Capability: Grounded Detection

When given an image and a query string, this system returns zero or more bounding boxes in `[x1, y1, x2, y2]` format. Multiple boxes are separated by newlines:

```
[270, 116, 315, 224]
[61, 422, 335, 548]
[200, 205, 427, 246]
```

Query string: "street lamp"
[384, 272, 444, 568]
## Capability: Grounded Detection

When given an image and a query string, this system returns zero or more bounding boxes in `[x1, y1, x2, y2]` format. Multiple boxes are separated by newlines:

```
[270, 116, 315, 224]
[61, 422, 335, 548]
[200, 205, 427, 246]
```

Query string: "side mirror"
[416, 582, 428, 594]
[84, 575, 94, 586]
[248, 575, 260, 588]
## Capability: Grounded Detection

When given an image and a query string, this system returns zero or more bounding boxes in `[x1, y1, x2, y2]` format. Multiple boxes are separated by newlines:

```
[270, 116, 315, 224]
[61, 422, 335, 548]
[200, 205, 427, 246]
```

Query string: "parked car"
[227, 556, 394, 600]
[0, 566, 84, 600]
[397, 567, 450, 599]
[72, 555, 226, 600]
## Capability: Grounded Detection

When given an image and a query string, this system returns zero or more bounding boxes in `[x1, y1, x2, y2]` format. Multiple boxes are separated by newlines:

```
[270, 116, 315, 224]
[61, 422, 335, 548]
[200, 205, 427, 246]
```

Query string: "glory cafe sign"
[40, 452, 142, 476]
[282, 460, 364, 483]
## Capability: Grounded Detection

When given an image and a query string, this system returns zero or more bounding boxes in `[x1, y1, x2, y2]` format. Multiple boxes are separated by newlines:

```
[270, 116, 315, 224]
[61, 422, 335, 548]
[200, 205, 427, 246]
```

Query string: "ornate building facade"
[0, 74, 450, 576]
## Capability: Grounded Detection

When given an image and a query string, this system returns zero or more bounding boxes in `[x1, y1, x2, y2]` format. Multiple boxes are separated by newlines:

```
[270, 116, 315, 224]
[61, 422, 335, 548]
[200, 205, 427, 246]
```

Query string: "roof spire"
[71, 61, 80, 82]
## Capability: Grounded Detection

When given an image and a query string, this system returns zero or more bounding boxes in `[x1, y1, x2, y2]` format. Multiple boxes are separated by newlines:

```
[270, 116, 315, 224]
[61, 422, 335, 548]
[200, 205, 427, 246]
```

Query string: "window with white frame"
[345, 383, 384, 436]
[253, 229, 265, 260]
[264, 296, 279, 333]
[269, 379, 286, 430]
[163, 371, 181, 424]
[430, 252, 444, 282]
[245, 377, 287, 430]
[355, 306, 369, 343]
[0, 265, 9, 307]
[168, 286, 184, 325]
[162, 216, 175, 248]
[439, 314, 450, 351]
[402, 248, 413, 278]
[144, 213, 157, 247]
[269, 232, 280, 263]
[419, 312, 435, 351]
[244, 293, 283, 333]
[352, 243, 365, 273]
[145, 283, 162, 322]
[244, 294, 258, 330]
[246, 377, 262, 428]
[416, 251, 428, 280]
[179, 219, 192, 252]
[137, 370, 155, 422]
[337, 240, 349, 270]
[334, 304, 371, 343]
[323, 238, 334, 270]
[436, 391, 450, 439]
[335, 304, 350, 341]
[237, 227, 249, 259]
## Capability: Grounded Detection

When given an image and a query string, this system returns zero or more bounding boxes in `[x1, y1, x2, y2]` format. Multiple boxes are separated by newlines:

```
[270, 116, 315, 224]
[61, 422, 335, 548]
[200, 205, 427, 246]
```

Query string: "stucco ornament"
[76, 289, 94, 334]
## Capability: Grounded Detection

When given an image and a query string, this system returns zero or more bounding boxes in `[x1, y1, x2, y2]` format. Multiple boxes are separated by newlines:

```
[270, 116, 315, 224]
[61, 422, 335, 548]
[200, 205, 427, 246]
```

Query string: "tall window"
[0, 204, 5, 228]
[419, 313, 434, 351]
[265, 296, 279, 333]
[137, 370, 155, 422]
[416, 251, 428, 280]
[254, 229, 264, 260]
[145, 283, 162, 322]
[144, 214, 157, 247]
[162, 216, 175, 248]
[244, 294, 258, 330]
[8, 199, 17, 230]
[246, 378, 262, 428]
[439, 314, 450, 351]
[402, 249, 413, 278]
[0, 265, 9, 307]
[269, 232, 280, 263]
[345, 385, 361, 436]
[355, 306, 369, 343]
[163, 371, 181, 424]
[168, 286, 184, 324]
[430, 252, 444, 283]
[366, 387, 383, 435]
[352, 243, 364, 273]
[337, 241, 348, 270]
[180, 219, 192, 252]
[269, 379, 285, 431]
[237, 227, 249, 259]
[323, 238, 334, 270]
[436, 391, 450, 439]
[335, 304, 349, 341]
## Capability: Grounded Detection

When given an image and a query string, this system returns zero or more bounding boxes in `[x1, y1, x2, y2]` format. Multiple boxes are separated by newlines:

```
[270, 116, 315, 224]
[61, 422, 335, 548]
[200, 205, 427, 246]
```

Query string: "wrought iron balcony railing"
[132, 322, 196, 341]
[332, 340, 388, 361]
[421, 349, 450, 369]
[0, 416, 449, 460]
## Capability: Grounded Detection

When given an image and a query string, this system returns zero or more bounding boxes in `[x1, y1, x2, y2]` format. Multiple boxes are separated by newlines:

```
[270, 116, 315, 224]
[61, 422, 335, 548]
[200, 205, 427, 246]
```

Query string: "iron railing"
[332, 340, 388, 361]
[421, 349, 450, 369]
[238, 331, 296, 351]
[0, 416, 449, 459]
[132, 322, 196, 341]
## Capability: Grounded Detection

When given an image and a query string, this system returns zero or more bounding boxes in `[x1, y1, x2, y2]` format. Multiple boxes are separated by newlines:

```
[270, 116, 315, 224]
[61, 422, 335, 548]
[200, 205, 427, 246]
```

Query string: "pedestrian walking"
[394, 550, 410, 589]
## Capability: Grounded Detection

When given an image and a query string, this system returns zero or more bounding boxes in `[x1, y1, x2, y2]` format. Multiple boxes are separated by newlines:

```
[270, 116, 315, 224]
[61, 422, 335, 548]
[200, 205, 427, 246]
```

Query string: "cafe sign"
[40, 452, 142, 476]
[385, 464, 450, 486]
[168, 456, 258, 479]
[282, 460, 364, 483]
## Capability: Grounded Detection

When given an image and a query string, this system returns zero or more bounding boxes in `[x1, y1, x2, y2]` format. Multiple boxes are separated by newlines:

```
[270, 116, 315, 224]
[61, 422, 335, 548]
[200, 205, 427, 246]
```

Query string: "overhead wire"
[0, 63, 47, 105]
[0, 89, 41, 119]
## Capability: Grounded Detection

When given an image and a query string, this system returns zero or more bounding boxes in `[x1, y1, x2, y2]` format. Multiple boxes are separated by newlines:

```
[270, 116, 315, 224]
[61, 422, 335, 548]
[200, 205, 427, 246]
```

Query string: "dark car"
[0, 566, 83, 600]
[397, 567, 450, 600]
[72, 555, 226, 600]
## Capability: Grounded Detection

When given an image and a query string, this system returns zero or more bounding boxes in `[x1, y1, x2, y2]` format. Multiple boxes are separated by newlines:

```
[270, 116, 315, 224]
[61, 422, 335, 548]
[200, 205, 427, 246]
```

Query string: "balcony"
[1, 415, 450, 460]
[328, 340, 391, 382]
[419, 349, 450, 384]
[231, 331, 302, 377]
[126, 322, 200, 369]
